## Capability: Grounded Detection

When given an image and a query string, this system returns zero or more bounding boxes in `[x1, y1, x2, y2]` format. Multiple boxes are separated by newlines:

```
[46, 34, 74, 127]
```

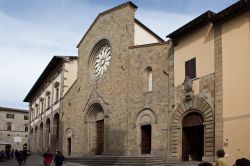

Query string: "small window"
[146, 67, 153, 92]
[185, 58, 196, 79]
[24, 125, 28, 132]
[40, 98, 44, 113]
[54, 82, 60, 102]
[7, 134, 10, 136]
[6, 114, 14, 119]
[25, 135, 28, 137]
[46, 91, 51, 108]
[55, 87, 59, 101]
[24, 115, 29, 120]
[7, 123, 12, 131]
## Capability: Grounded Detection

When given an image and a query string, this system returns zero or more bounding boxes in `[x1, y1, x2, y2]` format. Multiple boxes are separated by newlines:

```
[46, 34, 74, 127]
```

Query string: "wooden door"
[67, 138, 71, 156]
[141, 125, 151, 154]
[96, 120, 104, 155]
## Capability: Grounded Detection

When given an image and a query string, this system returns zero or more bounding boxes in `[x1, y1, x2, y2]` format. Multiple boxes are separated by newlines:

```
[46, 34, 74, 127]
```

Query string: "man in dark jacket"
[54, 151, 65, 166]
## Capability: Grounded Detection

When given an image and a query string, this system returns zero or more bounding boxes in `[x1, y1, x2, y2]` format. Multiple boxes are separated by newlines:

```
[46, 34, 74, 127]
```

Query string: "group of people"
[43, 150, 65, 166]
[198, 149, 250, 166]
[0, 149, 15, 160]
[15, 149, 28, 166]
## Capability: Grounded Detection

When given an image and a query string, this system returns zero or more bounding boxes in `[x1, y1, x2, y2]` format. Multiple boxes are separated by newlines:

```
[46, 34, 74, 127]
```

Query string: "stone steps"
[66, 156, 202, 166]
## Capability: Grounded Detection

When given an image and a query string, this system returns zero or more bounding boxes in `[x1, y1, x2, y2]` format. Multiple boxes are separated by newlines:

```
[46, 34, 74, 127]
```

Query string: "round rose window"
[94, 45, 111, 79]
[88, 40, 112, 81]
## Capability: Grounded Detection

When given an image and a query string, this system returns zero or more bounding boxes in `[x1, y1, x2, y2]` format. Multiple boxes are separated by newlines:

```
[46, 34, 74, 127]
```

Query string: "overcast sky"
[0, 0, 237, 110]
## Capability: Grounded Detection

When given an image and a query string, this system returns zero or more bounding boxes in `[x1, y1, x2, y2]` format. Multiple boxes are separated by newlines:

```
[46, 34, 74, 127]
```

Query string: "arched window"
[46, 91, 51, 109]
[35, 103, 38, 118]
[40, 98, 44, 114]
[54, 82, 60, 102]
[146, 66, 152, 92]
[7, 122, 12, 131]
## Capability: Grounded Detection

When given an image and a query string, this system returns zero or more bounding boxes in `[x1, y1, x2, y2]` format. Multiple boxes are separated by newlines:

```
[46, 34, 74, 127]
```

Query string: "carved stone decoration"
[94, 45, 111, 79]
[66, 128, 72, 138]
[183, 76, 193, 93]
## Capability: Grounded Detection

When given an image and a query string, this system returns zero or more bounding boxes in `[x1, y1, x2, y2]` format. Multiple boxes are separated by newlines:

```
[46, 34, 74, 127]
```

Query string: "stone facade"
[24, 56, 77, 154]
[0, 106, 29, 151]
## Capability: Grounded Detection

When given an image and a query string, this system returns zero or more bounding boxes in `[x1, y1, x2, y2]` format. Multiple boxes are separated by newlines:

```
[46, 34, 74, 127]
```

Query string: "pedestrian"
[54, 151, 65, 166]
[215, 149, 227, 166]
[22, 150, 28, 165]
[15, 150, 23, 166]
[43, 149, 53, 166]
[234, 158, 250, 166]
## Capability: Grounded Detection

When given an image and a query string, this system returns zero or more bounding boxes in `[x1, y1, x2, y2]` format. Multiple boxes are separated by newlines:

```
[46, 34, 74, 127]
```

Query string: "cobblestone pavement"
[0, 155, 86, 166]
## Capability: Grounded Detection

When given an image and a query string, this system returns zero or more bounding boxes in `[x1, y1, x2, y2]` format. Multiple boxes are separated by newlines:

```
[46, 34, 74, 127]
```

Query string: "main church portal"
[182, 112, 204, 161]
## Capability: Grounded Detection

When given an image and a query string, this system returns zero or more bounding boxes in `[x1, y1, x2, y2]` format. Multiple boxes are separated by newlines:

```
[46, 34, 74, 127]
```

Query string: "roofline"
[212, 0, 250, 23]
[76, 1, 137, 48]
[166, 11, 215, 40]
[23, 56, 77, 102]
[0, 106, 28, 113]
[134, 19, 164, 42]
[166, 0, 250, 41]
[129, 41, 168, 49]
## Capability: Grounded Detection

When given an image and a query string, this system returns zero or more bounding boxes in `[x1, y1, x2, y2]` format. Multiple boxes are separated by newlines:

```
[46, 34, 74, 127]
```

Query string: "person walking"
[54, 151, 65, 166]
[15, 150, 23, 166]
[22, 150, 28, 165]
[43, 150, 53, 166]
[215, 149, 227, 166]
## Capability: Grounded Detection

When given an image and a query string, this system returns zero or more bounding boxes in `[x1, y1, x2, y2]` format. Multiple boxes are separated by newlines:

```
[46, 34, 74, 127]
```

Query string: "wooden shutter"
[190, 58, 196, 79]
[185, 58, 196, 79]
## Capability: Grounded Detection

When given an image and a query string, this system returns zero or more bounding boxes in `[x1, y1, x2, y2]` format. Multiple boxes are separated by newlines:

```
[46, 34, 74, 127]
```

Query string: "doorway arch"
[182, 112, 204, 161]
[85, 102, 105, 155]
[170, 97, 214, 161]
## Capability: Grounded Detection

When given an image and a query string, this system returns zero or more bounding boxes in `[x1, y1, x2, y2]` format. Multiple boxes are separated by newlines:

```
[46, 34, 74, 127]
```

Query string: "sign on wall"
[14, 137, 22, 143]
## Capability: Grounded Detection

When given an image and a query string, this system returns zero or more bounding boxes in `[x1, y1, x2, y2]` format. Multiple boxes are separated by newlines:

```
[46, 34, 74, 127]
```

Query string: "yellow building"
[167, 0, 250, 164]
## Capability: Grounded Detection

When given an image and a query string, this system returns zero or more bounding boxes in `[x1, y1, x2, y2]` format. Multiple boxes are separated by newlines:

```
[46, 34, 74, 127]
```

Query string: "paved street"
[0, 155, 86, 166]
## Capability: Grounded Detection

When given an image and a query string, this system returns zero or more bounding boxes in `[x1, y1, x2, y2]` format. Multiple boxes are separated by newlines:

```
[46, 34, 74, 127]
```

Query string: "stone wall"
[127, 43, 169, 157]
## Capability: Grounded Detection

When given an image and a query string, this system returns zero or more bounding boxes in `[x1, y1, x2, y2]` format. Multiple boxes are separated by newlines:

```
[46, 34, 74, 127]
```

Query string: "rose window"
[94, 45, 111, 79]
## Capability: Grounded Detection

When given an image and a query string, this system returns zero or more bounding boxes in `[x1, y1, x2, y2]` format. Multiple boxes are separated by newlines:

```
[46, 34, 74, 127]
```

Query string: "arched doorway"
[135, 109, 157, 155]
[30, 128, 33, 152]
[35, 126, 38, 153]
[45, 118, 51, 151]
[66, 128, 72, 156]
[85, 102, 105, 155]
[39, 123, 44, 152]
[170, 97, 214, 161]
[182, 112, 204, 161]
[53, 113, 60, 152]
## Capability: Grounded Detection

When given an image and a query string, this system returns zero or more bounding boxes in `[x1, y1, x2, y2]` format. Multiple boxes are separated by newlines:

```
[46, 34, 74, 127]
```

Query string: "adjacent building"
[0, 106, 29, 151]
[167, 1, 250, 164]
[23, 56, 77, 154]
